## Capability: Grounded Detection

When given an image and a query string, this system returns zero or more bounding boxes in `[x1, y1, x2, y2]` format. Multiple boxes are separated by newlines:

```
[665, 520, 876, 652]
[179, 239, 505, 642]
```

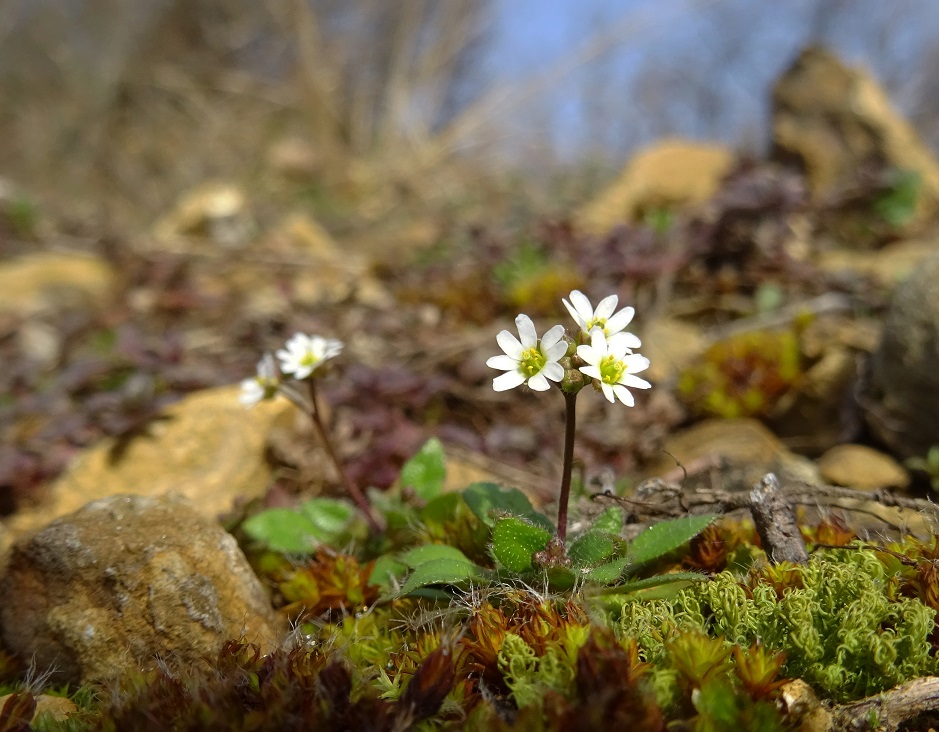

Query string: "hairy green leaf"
[568, 531, 616, 569]
[369, 554, 409, 592]
[400, 437, 447, 501]
[399, 544, 472, 569]
[491, 517, 552, 573]
[628, 515, 715, 567]
[589, 506, 624, 535]
[463, 482, 553, 531]
[299, 498, 355, 541]
[241, 510, 321, 554]
[399, 557, 479, 596]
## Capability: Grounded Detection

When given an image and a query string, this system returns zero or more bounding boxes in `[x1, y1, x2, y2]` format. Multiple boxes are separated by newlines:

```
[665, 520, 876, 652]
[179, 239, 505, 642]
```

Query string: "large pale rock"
[864, 249, 939, 458]
[644, 418, 820, 488]
[577, 139, 734, 233]
[0, 252, 114, 316]
[817, 444, 909, 490]
[772, 47, 939, 213]
[2, 386, 290, 546]
[0, 493, 279, 684]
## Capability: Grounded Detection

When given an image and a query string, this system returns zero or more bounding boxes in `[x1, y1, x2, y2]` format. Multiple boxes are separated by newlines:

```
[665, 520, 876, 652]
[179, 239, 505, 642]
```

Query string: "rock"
[644, 418, 820, 488]
[864, 249, 939, 458]
[641, 318, 707, 383]
[817, 444, 910, 490]
[0, 493, 279, 684]
[815, 239, 938, 285]
[2, 386, 290, 548]
[577, 139, 734, 233]
[153, 183, 251, 249]
[0, 694, 77, 723]
[772, 47, 939, 217]
[0, 252, 115, 316]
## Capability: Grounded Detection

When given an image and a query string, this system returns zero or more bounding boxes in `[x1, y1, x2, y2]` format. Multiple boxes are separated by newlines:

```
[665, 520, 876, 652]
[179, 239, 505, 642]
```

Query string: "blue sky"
[482, 0, 939, 163]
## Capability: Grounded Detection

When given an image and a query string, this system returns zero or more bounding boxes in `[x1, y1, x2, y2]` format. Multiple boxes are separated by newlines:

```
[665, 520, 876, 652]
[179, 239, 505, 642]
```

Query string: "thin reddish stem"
[307, 380, 384, 534]
[556, 391, 577, 545]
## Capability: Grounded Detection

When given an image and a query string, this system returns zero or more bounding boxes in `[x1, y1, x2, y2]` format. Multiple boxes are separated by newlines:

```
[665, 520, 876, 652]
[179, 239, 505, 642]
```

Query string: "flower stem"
[556, 391, 577, 545]
[306, 380, 384, 534]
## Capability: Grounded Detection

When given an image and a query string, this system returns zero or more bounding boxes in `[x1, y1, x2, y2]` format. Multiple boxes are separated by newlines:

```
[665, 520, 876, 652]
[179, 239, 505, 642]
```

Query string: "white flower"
[276, 333, 343, 379]
[563, 290, 641, 347]
[577, 329, 651, 406]
[240, 353, 280, 407]
[487, 314, 567, 392]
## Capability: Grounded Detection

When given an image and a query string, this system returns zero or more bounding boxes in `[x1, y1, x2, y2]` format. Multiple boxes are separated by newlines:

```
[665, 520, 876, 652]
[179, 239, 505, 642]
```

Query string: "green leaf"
[597, 571, 707, 595]
[628, 515, 715, 567]
[491, 517, 552, 573]
[463, 482, 553, 532]
[299, 498, 355, 542]
[420, 492, 461, 525]
[568, 531, 616, 569]
[399, 558, 479, 596]
[399, 544, 472, 569]
[584, 555, 631, 584]
[400, 437, 446, 501]
[589, 506, 623, 535]
[241, 509, 321, 554]
[546, 566, 577, 592]
[368, 554, 409, 591]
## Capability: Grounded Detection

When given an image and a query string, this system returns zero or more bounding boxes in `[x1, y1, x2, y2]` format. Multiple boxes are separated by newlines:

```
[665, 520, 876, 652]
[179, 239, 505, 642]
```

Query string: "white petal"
[599, 382, 615, 403]
[563, 298, 586, 328]
[541, 362, 564, 382]
[496, 329, 523, 359]
[568, 290, 594, 321]
[527, 372, 551, 391]
[541, 324, 565, 350]
[493, 370, 526, 392]
[594, 294, 619, 320]
[515, 314, 538, 347]
[624, 354, 650, 373]
[545, 340, 568, 361]
[590, 328, 607, 353]
[239, 380, 263, 407]
[605, 307, 635, 335]
[579, 365, 602, 380]
[576, 345, 600, 365]
[620, 373, 652, 390]
[486, 354, 518, 371]
[612, 384, 635, 406]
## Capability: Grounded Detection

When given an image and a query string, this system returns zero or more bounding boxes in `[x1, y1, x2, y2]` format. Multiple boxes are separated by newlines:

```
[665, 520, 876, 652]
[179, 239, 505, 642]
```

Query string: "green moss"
[616, 550, 938, 702]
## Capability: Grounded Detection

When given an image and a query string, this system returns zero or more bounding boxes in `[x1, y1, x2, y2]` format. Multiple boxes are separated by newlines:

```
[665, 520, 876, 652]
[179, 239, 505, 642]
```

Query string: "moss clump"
[677, 328, 801, 418]
[616, 549, 938, 702]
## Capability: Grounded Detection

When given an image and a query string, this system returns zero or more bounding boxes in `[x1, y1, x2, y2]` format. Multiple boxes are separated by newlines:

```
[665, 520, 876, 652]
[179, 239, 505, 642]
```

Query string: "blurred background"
[3, 0, 939, 226]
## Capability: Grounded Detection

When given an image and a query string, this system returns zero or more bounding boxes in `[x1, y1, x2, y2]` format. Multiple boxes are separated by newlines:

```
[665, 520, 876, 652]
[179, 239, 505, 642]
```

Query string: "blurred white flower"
[240, 353, 280, 407]
[577, 329, 651, 406]
[563, 290, 641, 347]
[277, 333, 343, 379]
[487, 314, 566, 392]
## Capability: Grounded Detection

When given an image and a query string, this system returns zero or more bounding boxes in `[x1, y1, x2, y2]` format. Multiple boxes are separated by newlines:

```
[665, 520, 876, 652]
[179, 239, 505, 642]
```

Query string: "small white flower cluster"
[487, 290, 651, 406]
[240, 332, 343, 407]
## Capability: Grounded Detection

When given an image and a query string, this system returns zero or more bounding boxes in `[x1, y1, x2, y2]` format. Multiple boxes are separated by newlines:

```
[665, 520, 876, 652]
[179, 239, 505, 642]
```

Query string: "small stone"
[0, 252, 115, 317]
[0, 493, 280, 684]
[817, 444, 910, 490]
[577, 139, 734, 233]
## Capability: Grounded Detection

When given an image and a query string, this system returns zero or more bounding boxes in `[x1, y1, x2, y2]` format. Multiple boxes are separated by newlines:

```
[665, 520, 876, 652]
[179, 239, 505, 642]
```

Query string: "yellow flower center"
[598, 354, 625, 385]
[519, 346, 546, 377]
